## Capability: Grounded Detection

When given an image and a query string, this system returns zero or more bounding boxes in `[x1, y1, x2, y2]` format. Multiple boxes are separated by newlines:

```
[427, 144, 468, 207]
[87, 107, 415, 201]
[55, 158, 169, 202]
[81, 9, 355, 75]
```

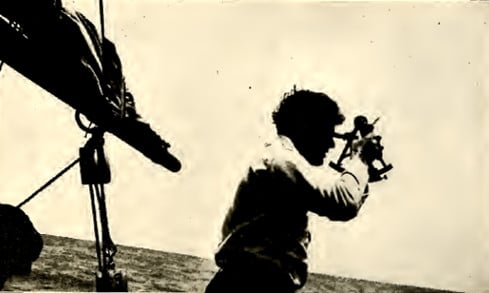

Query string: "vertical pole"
[98, 0, 105, 43]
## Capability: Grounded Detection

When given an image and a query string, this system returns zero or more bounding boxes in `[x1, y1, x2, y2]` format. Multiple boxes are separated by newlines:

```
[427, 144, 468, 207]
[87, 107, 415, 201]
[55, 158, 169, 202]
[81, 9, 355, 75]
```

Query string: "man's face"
[294, 123, 337, 166]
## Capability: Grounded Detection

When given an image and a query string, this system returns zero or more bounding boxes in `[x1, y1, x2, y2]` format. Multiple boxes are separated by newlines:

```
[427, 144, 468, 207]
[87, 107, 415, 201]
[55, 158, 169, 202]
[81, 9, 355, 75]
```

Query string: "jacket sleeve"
[288, 156, 370, 221]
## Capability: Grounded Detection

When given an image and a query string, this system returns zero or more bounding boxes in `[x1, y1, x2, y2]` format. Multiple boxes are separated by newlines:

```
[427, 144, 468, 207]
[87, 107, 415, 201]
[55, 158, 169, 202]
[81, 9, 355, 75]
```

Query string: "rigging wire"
[17, 158, 80, 208]
[98, 0, 106, 46]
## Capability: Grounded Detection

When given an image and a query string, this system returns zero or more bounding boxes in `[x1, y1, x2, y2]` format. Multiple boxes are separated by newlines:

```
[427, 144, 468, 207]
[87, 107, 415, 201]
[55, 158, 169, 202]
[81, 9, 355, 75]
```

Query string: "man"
[205, 89, 376, 293]
[0, 204, 43, 289]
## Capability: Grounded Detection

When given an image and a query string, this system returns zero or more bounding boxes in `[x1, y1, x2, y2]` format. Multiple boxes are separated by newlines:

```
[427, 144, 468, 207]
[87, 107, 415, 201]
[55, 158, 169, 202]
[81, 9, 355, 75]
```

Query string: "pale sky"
[0, 1, 487, 292]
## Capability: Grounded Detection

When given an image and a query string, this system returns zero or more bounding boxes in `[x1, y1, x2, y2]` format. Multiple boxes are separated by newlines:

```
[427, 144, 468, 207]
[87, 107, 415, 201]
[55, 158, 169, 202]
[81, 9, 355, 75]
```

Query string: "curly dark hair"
[272, 89, 345, 137]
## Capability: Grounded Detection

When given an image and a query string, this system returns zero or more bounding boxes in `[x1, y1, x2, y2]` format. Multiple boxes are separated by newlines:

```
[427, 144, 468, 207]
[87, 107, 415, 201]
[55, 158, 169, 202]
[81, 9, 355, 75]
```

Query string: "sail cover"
[0, 0, 181, 172]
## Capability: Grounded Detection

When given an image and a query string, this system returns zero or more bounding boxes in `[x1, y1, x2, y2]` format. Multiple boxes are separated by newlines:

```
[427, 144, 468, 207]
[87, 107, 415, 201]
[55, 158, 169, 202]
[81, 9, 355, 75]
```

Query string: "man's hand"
[351, 134, 383, 165]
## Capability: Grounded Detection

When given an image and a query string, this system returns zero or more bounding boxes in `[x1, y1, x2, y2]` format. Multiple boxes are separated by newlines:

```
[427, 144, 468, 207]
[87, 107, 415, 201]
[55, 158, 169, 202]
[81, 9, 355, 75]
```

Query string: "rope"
[17, 158, 80, 208]
[90, 184, 103, 270]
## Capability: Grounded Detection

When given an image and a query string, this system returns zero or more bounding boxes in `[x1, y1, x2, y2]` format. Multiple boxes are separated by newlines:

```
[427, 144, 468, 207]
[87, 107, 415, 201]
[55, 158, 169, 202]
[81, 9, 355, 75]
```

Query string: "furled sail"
[0, 0, 181, 172]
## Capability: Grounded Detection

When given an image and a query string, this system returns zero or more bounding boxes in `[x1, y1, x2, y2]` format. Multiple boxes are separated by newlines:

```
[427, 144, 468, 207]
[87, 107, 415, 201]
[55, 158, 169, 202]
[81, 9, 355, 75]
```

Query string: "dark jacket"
[215, 136, 369, 288]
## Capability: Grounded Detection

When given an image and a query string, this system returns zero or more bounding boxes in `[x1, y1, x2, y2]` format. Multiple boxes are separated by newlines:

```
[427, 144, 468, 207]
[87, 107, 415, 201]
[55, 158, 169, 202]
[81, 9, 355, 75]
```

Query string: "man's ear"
[285, 126, 301, 142]
[291, 120, 310, 134]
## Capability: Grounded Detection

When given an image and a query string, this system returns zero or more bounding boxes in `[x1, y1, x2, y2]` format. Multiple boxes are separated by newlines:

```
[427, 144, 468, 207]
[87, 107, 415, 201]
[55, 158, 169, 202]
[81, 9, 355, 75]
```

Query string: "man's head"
[272, 89, 345, 166]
